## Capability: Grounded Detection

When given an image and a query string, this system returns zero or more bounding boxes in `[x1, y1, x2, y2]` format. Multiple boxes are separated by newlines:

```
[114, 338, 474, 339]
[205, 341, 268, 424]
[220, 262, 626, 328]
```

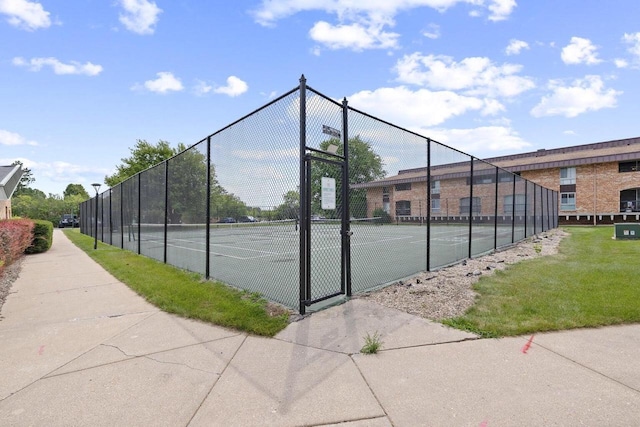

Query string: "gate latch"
[342, 230, 353, 237]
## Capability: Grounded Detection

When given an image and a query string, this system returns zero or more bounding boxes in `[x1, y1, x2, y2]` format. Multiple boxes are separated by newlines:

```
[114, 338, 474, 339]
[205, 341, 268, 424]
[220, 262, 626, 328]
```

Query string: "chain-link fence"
[80, 77, 558, 313]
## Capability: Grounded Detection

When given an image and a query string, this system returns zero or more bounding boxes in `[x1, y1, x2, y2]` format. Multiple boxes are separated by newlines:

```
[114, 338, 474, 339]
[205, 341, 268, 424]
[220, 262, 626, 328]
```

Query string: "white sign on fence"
[321, 177, 336, 210]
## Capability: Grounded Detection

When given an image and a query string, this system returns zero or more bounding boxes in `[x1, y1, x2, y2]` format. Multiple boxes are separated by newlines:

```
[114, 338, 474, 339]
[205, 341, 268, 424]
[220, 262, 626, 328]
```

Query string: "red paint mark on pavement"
[38, 345, 45, 355]
[479, 421, 488, 427]
[521, 335, 535, 354]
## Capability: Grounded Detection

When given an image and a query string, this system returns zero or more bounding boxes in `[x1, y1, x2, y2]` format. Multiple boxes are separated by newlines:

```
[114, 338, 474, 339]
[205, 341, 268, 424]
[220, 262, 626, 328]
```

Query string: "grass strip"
[444, 226, 640, 337]
[64, 229, 289, 337]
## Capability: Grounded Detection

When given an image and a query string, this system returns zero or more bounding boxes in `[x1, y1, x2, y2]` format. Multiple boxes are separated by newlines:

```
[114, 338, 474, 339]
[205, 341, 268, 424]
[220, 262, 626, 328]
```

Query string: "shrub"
[0, 219, 34, 275]
[26, 220, 53, 254]
[372, 208, 392, 224]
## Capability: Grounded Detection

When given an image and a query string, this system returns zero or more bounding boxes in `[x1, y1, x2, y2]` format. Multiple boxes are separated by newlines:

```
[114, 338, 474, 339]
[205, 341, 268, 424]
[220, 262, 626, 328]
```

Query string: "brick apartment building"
[354, 136, 640, 225]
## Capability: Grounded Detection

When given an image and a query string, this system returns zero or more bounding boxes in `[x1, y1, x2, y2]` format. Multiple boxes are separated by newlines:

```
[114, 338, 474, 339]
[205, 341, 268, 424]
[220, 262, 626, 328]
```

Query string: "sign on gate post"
[321, 177, 336, 210]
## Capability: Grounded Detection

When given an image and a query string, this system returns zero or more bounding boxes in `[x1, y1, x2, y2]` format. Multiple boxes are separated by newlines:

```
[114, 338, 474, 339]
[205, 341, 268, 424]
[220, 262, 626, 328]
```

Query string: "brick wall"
[521, 161, 640, 214]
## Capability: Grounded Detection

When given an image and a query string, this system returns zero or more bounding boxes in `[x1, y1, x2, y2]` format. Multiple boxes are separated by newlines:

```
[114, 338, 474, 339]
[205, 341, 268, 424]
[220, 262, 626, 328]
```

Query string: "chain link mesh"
[79, 81, 559, 312]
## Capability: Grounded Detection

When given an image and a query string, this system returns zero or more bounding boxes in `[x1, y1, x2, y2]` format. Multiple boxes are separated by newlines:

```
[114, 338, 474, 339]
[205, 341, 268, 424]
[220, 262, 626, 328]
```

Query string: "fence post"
[342, 96, 352, 297]
[206, 136, 211, 279]
[468, 157, 474, 258]
[137, 175, 141, 254]
[511, 175, 516, 243]
[299, 75, 307, 315]
[120, 184, 124, 248]
[494, 167, 499, 250]
[426, 138, 431, 271]
[164, 161, 169, 264]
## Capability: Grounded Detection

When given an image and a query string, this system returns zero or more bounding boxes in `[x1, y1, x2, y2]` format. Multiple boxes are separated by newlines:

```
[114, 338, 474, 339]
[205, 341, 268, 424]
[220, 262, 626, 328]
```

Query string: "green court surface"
[122, 221, 525, 310]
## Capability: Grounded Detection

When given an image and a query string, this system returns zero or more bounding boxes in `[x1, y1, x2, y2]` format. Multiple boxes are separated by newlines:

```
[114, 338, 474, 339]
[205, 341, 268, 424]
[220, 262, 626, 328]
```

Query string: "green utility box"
[614, 223, 640, 240]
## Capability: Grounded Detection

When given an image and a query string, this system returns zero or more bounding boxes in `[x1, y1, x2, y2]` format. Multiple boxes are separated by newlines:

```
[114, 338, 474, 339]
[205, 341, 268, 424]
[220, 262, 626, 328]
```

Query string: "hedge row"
[0, 219, 35, 275]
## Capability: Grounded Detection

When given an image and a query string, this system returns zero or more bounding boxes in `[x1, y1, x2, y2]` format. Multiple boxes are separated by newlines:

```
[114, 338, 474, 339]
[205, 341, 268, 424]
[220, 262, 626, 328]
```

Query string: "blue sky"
[2, 0, 640, 198]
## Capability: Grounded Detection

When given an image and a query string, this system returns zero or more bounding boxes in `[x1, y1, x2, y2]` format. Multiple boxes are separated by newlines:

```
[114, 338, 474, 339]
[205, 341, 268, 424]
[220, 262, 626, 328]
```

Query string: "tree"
[310, 136, 385, 218]
[11, 160, 35, 196]
[105, 140, 174, 187]
[64, 184, 89, 199]
[273, 190, 299, 220]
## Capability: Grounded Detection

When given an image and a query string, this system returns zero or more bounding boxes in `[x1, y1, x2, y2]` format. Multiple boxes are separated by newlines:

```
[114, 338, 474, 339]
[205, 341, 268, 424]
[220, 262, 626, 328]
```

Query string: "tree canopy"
[105, 139, 175, 187]
[310, 136, 385, 218]
[64, 184, 89, 199]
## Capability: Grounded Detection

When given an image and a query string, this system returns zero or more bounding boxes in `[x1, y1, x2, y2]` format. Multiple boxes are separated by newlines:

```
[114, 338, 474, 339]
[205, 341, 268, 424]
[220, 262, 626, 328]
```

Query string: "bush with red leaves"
[0, 219, 35, 276]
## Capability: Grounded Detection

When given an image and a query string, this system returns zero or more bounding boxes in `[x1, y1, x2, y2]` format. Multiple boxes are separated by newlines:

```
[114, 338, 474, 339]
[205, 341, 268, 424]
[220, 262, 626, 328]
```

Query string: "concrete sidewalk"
[0, 229, 639, 426]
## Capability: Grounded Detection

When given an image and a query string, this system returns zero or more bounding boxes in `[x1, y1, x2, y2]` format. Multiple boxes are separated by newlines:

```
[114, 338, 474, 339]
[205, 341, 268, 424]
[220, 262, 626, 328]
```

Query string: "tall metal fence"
[80, 76, 558, 314]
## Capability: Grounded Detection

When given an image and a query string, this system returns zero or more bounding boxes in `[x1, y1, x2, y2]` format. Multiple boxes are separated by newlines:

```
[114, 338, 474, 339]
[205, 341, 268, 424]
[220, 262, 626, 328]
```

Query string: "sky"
[2, 0, 640, 199]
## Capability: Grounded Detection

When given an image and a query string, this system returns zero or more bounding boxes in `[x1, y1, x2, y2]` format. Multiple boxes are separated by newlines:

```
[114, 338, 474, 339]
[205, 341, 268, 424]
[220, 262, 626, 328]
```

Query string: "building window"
[620, 188, 640, 212]
[382, 186, 390, 213]
[431, 180, 440, 194]
[396, 200, 411, 216]
[504, 194, 526, 215]
[560, 167, 576, 185]
[431, 198, 441, 212]
[395, 183, 411, 191]
[460, 197, 481, 215]
[619, 161, 639, 173]
[560, 192, 576, 211]
[499, 172, 514, 182]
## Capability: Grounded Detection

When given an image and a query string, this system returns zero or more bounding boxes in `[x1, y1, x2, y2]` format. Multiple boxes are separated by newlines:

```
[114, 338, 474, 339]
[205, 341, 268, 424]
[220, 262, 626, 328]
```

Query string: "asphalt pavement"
[1, 229, 639, 426]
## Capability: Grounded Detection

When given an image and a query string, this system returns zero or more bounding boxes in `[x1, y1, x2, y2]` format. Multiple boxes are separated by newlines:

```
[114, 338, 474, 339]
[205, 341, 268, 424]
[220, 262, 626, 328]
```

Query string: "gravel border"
[0, 257, 24, 319]
[358, 229, 568, 320]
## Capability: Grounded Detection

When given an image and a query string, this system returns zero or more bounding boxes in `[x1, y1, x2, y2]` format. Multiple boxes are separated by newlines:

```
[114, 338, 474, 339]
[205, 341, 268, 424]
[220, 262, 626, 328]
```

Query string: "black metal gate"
[299, 77, 352, 314]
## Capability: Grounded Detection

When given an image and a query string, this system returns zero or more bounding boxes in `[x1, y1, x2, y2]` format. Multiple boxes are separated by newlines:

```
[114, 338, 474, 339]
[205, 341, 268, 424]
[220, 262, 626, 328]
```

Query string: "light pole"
[92, 183, 101, 249]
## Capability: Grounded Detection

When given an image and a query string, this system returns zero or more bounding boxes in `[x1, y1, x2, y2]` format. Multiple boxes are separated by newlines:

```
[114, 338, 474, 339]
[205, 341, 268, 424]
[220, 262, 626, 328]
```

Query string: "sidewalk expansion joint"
[534, 343, 640, 395]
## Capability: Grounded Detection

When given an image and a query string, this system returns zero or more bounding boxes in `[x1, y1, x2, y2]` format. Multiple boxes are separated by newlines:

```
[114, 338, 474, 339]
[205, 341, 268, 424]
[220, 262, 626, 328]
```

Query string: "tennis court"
[125, 220, 520, 309]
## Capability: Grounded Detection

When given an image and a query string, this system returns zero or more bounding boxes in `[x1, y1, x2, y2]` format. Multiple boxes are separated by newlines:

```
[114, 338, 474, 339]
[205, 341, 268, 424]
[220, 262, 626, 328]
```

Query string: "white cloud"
[213, 76, 248, 97]
[623, 32, 640, 56]
[118, 0, 161, 35]
[563, 130, 577, 135]
[486, 0, 516, 22]
[348, 86, 485, 127]
[421, 23, 440, 39]
[530, 75, 621, 118]
[251, 1, 516, 51]
[0, 129, 38, 146]
[12, 56, 103, 76]
[561, 37, 602, 65]
[614, 58, 628, 68]
[505, 39, 529, 56]
[135, 72, 184, 94]
[193, 80, 213, 96]
[309, 21, 399, 50]
[425, 125, 531, 154]
[0, 0, 50, 31]
[394, 53, 535, 98]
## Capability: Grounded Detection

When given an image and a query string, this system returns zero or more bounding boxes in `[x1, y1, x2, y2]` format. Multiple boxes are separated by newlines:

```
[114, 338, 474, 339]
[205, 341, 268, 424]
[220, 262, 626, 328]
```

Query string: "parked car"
[59, 214, 79, 228]
[238, 215, 257, 223]
[218, 217, 236, 223]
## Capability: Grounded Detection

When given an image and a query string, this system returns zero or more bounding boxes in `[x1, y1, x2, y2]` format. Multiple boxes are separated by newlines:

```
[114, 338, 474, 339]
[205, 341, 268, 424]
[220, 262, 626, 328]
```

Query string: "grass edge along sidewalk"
[444, 226, 640, 337]
[63, 229, 289, 337]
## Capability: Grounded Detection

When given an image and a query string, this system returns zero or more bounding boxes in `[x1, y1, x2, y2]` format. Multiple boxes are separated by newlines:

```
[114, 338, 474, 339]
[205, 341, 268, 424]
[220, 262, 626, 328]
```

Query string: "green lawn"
[64, 229, 289, 337]
[444, 226, 640, 337]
